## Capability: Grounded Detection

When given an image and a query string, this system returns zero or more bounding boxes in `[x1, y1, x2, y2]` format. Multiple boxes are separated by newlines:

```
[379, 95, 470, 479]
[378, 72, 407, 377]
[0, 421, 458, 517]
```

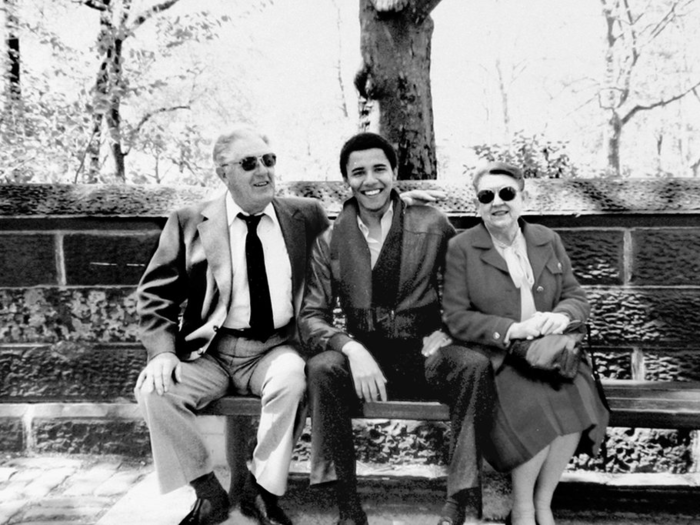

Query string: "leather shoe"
[240, 493, 293, 525]
[178, 496, 230, 525]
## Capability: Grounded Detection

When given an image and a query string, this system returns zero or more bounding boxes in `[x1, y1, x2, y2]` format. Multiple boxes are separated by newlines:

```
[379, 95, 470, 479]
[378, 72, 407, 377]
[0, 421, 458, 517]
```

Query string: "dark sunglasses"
[477, 186, 518, 204]
[226, 154, 277, 172]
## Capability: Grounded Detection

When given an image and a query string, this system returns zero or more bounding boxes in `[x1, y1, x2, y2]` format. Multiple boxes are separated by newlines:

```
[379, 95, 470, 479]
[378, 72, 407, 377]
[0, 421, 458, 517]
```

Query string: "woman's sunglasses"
[224, 154, 277, 172]
[477, 186, 518, 204]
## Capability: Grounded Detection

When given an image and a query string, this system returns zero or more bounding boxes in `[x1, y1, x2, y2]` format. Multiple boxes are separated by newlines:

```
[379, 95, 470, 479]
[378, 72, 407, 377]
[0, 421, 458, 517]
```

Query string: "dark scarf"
[330, 191, 404, 333]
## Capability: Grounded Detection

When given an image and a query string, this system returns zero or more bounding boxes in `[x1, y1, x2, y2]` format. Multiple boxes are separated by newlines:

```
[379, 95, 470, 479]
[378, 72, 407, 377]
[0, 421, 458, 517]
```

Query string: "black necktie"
[238, 213, 274, 340]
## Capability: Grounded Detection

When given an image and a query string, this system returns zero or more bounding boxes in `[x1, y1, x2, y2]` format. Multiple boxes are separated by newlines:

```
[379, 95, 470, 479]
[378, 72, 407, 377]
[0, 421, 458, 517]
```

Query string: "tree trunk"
[606, 111, 622, 175]
[357, 0, 442, 180]
[106, 35, 125, 180]
[3, 0, 22, 126]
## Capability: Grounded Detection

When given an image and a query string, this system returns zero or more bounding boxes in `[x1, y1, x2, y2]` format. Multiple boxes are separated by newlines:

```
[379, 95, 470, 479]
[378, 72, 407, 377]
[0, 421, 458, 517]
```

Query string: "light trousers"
[135, 330, 306, 496]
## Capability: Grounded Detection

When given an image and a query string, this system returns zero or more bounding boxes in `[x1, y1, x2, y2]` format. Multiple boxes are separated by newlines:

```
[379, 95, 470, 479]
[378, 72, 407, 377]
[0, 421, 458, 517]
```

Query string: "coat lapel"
[474, 223, 509, 274]
[523, 222, 553, 285]
[273, 198, 306, 301]
[198, 195, 232, 305]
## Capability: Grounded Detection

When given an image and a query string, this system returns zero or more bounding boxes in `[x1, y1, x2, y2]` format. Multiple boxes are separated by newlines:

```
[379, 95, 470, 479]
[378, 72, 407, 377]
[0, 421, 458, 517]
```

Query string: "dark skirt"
[483, 357, 609, 472]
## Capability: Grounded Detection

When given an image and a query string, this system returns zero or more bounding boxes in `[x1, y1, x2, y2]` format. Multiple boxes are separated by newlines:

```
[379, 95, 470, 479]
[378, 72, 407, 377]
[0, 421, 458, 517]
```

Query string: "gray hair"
[212, 125, 270, 166]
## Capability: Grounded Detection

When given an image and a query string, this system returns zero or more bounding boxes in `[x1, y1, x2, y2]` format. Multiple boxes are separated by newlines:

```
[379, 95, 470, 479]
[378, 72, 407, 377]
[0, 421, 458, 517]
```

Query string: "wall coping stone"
[0, 403, 142, 420]
[3, 180, 700, 218]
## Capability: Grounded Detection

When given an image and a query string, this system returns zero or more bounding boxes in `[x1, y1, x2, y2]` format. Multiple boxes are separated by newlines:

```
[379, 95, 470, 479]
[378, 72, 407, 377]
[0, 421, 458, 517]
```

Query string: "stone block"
[559, 229, 623, 285]
[0, 416, 24, 452]
[590, 348, 633, 380]
[632, 229, 700, 285]
[0, 287, 139, 343]
[587, 288, 700, 346]
[33, 418, 151, 456]
[0, 234, 57, 286]
[63, 232, 160, 285]
[1, 344, 145, 400]
[644, 351, 700, 382]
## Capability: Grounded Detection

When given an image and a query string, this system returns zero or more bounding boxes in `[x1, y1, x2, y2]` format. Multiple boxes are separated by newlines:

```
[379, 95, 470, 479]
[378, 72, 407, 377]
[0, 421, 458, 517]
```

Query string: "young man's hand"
[342, 341, 387, 402]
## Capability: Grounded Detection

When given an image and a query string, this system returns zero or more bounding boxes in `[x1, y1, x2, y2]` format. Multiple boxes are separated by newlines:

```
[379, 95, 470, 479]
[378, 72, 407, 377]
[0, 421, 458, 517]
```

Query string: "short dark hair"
[339, 132, 397, 179]
[472, 161, 525, 192]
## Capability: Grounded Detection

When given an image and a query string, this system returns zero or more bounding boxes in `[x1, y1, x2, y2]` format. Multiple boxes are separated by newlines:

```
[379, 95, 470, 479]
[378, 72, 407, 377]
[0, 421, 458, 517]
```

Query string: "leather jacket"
[299, 197, 455, 356]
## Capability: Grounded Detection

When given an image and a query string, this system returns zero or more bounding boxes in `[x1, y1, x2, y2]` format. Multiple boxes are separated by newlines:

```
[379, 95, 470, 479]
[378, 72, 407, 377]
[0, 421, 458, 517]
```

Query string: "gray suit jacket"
[137, 193, 329, 361]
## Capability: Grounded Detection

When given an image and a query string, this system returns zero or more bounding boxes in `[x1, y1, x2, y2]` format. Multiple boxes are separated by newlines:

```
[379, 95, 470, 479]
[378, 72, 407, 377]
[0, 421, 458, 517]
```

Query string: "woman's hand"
[506, 316, 544, 341]
[532, 311, 570, 335]
[421, 329, 452, 357]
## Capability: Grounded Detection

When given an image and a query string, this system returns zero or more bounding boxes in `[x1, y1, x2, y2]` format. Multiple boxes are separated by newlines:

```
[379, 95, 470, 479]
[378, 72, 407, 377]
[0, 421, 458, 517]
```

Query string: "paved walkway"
[2, 453, 700, 524]
[0, 454, 151, 525]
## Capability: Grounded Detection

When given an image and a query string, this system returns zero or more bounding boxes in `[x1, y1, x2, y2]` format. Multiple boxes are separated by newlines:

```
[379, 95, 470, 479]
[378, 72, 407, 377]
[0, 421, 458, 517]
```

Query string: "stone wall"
[2, 180, 700, 469]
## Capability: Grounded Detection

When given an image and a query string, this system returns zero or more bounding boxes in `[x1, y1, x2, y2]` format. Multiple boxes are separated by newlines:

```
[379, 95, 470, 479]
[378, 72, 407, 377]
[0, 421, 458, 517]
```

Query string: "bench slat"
[201, 380, 700, 430]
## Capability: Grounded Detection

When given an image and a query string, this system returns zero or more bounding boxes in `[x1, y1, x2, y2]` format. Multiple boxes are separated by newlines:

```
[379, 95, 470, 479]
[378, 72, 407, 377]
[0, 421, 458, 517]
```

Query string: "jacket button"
[494, 332, 501, 340]
[536, 286, 544, 293]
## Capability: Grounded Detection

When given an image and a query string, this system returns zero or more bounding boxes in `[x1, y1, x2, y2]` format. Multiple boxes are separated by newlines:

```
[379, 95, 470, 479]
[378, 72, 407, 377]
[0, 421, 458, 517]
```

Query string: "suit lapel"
[198, 195, 232, 303]
[273, 198, 305, 298]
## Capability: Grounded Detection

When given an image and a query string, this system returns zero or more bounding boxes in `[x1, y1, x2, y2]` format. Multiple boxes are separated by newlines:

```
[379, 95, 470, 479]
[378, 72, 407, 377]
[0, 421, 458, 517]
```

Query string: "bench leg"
[225, 414, 255, 505]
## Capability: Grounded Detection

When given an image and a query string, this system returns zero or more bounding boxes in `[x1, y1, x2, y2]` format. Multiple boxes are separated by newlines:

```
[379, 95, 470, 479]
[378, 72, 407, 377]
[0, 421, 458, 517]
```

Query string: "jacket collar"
[474, 219, 552, 282]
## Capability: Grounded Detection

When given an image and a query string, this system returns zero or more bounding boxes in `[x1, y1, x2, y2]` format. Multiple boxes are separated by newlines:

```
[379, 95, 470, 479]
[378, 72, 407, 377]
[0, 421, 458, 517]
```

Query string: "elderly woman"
[441, 162, 609, 525]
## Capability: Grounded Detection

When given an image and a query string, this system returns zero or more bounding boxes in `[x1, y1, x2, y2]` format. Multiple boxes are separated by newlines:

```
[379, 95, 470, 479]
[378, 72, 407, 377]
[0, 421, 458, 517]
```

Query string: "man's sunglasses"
[225, 154, 277, 172]
[476, 186, 518, 204]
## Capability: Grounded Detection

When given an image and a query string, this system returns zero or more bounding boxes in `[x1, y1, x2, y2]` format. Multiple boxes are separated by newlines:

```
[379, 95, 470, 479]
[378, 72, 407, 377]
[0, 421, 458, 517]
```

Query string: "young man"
[299, 132, 456, 525]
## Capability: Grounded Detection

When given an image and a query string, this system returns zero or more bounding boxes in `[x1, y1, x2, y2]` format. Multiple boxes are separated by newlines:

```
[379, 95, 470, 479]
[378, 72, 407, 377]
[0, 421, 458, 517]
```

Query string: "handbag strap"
[584, 324, 610, 469]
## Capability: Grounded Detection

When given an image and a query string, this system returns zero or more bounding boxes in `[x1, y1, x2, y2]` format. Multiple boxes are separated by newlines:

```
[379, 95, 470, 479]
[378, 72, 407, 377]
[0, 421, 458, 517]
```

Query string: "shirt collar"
[356, 201, 394, 238]
[225, 192, 278, 228]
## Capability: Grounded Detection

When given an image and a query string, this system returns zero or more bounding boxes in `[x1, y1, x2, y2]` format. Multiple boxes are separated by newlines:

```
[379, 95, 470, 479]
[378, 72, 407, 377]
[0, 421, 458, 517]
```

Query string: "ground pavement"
[1, 453, 700, 525]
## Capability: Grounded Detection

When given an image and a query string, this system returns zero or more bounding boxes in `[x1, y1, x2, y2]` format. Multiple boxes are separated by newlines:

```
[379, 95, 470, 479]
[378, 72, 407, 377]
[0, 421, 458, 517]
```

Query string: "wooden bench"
[200, 379, 700, 502]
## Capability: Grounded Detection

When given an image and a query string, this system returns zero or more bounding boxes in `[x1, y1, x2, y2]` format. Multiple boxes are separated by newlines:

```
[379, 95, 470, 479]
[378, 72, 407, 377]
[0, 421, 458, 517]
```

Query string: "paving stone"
[0, 468, 16, 484]
[22, 468, 74, 499]
[95, 469, 146, 497]
[23, 504, 102, 520]
[0, 500, 24, 524]
[0, 484, 29, 504]
[37, 496, 111, 508]
[62, 464, 120, 496]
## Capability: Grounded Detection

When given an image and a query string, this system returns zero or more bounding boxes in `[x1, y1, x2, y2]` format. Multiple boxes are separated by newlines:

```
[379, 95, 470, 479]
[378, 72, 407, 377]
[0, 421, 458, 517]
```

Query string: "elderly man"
[135, 125, 329, 525]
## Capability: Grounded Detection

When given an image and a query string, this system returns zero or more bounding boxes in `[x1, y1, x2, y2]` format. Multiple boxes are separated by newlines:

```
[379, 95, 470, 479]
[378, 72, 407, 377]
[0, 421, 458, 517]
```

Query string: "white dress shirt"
[223, 192, 294, 330]
[356, 203, 394, 269]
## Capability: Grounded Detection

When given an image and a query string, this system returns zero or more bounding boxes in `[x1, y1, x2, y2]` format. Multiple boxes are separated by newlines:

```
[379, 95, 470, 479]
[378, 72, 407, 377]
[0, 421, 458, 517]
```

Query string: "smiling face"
[344, 148, 396, 219]
[476, 173, 525, 237]
[216, 130, 276, 215]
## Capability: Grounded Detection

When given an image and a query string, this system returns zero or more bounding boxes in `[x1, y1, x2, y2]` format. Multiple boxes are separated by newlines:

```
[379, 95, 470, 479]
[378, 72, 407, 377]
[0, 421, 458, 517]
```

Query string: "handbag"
[508, 321, 585, 381]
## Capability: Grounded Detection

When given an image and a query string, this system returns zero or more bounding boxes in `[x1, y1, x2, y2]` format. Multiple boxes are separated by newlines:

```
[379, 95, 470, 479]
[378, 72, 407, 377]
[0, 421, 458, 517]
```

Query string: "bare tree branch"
[621, 78, 700, 125]
[124, 105, 190, 155]
[130, 0, 181, 31]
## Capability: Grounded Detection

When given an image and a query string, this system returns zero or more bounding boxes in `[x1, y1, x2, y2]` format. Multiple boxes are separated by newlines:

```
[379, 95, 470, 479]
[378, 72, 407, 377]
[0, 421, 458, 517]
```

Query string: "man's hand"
[400, 189, 447, 207]
[342, 341, 387, 402]
[135, 353, 182, 396]
[421, 329, 452, 357]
